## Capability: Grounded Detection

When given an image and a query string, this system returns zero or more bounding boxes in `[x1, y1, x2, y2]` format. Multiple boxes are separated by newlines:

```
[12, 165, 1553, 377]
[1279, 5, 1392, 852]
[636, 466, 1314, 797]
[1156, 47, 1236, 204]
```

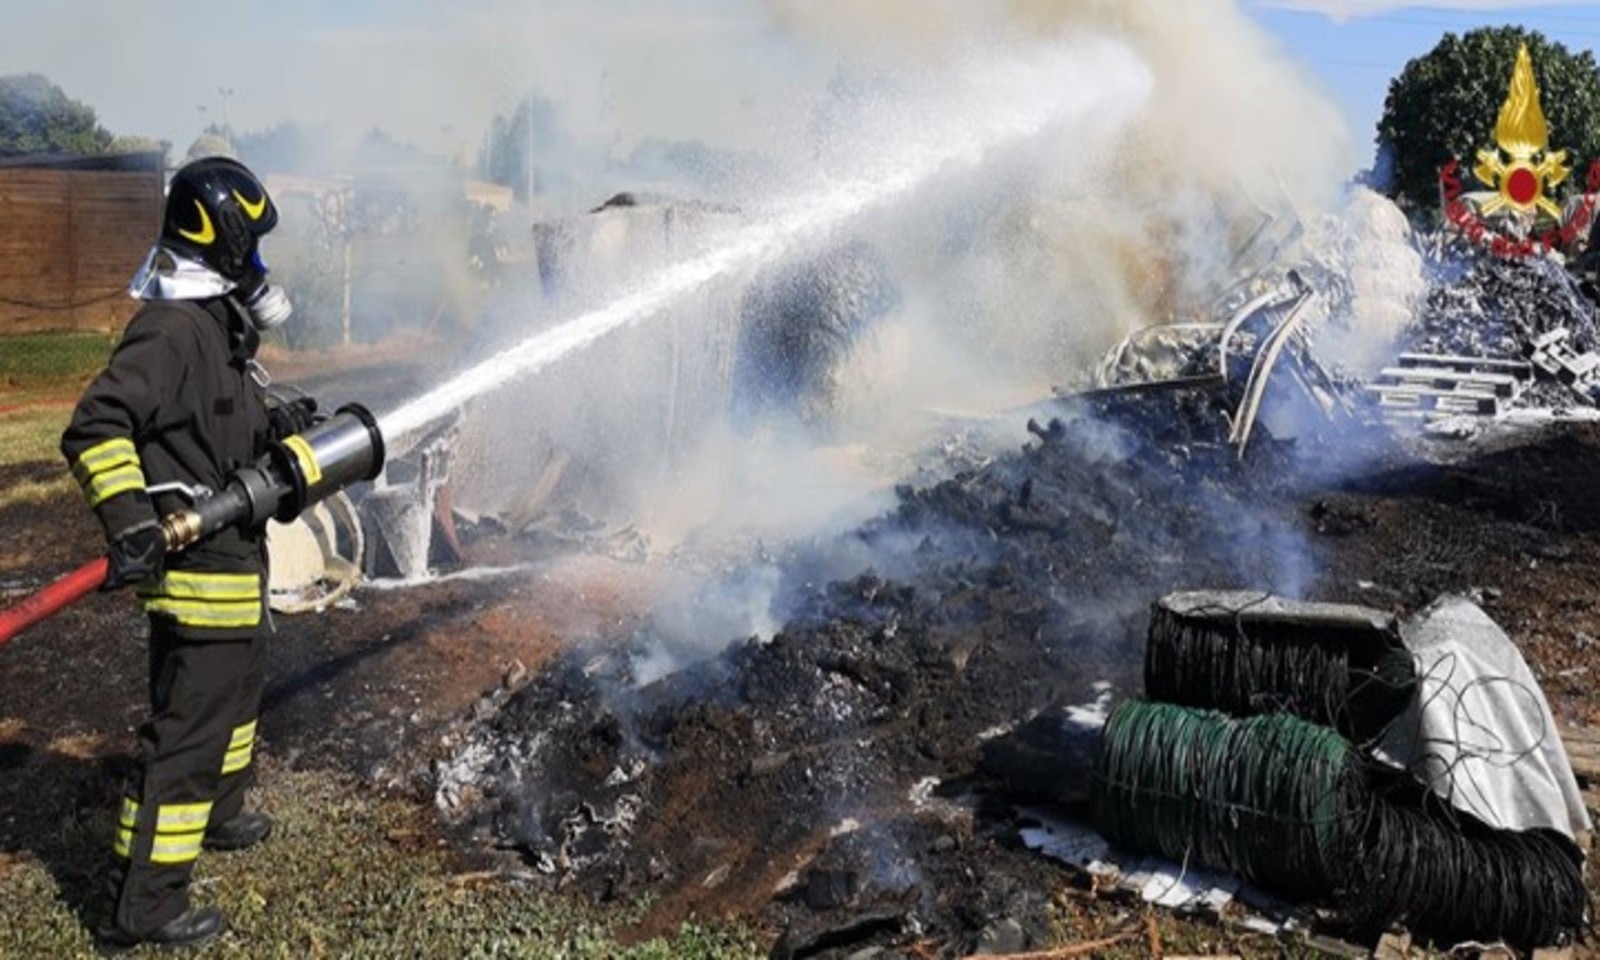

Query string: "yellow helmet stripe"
[176, 200, 215, 245]
[234, 188, 268, 221]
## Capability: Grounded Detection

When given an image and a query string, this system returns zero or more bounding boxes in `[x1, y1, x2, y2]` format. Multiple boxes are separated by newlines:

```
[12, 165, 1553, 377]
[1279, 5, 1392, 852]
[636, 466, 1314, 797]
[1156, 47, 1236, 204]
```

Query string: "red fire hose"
[0, 556, 109, 647]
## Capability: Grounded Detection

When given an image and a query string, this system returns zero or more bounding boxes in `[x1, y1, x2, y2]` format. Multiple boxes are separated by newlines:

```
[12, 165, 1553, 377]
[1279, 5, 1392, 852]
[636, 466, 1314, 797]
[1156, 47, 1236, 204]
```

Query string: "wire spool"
[1145, 591, 1417, 743]
[1090, 699, 1589, 949]
[1090, 699, 1367, 898]
[1351, 792, 1587, 949]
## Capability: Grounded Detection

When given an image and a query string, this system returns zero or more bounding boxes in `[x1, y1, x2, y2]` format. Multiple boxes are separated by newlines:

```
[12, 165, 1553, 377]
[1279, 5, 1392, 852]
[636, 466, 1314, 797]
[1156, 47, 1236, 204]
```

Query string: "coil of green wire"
[1090, 699, 1367, 897]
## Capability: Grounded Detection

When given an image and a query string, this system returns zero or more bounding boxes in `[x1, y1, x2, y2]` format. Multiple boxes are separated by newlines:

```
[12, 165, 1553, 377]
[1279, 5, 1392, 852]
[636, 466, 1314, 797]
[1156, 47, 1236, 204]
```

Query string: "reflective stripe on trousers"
[112, 798, 213, 865]
[222, 719, 256, 775]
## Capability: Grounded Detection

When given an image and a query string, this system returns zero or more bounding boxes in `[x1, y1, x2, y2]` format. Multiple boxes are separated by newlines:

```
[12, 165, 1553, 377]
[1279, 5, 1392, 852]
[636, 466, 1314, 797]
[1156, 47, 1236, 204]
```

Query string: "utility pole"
[524, 99, 534, 206]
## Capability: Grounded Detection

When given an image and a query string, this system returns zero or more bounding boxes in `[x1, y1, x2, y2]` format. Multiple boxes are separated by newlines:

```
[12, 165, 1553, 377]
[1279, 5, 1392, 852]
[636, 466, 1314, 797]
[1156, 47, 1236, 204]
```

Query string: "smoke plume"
[420, 1, 1366, 632]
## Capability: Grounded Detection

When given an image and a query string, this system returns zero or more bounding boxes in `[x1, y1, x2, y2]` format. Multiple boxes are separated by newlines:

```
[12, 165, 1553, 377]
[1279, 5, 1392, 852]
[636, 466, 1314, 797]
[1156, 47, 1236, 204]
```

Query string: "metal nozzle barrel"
[268, 404, 386, 523]
[159, 404, 388, 548]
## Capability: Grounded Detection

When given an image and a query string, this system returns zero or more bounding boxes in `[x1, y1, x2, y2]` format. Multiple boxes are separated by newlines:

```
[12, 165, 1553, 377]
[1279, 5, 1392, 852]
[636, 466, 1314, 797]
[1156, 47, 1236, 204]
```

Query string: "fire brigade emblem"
[1473, 43, 1570, 220]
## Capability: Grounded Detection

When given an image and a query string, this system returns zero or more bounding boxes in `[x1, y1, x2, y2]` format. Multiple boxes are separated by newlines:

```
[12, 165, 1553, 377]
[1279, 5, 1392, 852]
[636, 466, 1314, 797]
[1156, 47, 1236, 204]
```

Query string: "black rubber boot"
[102, 906, 225, 950]
[203, 811, 273, 852]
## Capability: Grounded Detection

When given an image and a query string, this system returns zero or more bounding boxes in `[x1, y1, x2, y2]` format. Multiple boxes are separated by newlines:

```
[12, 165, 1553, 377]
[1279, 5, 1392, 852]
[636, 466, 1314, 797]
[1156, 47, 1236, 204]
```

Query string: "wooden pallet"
[1369, 352, 1534, 419]
[1527, 328, 1600, 388]
[1366, 383, 1503, 415]
[1379, 366, 1522, 398]
[1396, 353, 1534, 380]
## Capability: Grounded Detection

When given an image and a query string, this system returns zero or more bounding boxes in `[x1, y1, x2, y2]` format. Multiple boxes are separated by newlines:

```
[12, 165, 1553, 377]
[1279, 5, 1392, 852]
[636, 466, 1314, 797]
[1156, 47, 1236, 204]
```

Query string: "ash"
[434, 384, 1327, 954]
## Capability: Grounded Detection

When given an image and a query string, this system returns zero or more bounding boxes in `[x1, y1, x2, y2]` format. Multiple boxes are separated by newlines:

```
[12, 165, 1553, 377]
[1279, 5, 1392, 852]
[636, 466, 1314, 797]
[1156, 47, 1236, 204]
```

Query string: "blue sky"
[1245, 2, 1600, 162]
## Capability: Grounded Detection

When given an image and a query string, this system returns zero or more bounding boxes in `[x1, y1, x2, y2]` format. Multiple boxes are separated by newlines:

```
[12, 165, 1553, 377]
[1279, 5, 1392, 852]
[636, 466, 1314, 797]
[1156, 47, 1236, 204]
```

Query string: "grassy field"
[0, 333, 96, 506]
[0, 404, 68, 459]
[0, 405, 73, 499]
[0, 330, 116, 406]
[0, 764, 762, 959]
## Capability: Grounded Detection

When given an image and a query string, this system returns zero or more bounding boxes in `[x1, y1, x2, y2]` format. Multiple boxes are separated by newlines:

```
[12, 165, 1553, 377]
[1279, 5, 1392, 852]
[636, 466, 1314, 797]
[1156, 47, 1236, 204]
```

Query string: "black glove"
[266, 387, 322, 440]
[103, 520, 166, 592]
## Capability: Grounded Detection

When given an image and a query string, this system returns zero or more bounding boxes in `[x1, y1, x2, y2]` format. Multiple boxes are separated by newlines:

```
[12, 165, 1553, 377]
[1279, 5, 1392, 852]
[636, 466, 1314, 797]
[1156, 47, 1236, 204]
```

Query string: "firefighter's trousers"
[110, 617, 265, 937]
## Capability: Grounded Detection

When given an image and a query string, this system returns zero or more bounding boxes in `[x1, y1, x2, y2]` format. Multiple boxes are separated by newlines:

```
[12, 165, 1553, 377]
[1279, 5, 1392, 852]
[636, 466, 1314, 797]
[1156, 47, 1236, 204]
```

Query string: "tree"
[232, 121, 317, 172]
[480, 96, 555, 202]
[477, 95, 597, 202]
[1377, 27, 1600, 216]
[0, 73, 111, 157]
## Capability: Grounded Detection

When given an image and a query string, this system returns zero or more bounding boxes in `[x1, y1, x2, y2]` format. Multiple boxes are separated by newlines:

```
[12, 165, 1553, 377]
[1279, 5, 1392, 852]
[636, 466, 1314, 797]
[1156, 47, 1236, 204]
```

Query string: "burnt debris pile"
[434, 386, 1321, 954]
[1365, 245, 1600, 417]
[1409, 248, 1600, 359]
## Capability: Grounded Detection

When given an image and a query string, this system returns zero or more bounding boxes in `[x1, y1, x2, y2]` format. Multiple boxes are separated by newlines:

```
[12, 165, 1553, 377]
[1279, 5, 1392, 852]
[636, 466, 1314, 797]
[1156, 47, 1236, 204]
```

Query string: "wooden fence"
[0, 155, 163, 335]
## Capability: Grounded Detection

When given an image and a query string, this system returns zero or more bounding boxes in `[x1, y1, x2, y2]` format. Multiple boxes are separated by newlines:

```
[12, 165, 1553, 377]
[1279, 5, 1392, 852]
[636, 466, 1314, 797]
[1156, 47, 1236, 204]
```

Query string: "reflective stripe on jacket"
[138, 570, 263, 629]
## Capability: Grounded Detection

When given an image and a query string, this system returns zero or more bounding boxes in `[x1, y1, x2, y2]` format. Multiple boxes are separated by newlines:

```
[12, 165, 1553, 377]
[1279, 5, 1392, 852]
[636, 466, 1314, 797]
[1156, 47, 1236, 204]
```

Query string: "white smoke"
[767, 0, 1355, 333]
[590, 0, 1363, 668]
[1307, 187, 1428, 375]
[417, 1, 1368, 583]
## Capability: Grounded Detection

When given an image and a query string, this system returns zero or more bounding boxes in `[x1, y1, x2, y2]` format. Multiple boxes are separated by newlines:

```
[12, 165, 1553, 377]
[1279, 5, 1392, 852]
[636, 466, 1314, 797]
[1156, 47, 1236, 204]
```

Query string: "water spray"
[380, 40, 1153, 440]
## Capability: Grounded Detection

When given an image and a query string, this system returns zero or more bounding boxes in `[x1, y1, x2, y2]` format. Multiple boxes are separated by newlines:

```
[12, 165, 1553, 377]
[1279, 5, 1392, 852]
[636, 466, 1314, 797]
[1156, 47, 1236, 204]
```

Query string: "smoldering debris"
[431, 373, 1324, 952]
[412, 203, 1600, 953]
[414, 205, 1600, 951]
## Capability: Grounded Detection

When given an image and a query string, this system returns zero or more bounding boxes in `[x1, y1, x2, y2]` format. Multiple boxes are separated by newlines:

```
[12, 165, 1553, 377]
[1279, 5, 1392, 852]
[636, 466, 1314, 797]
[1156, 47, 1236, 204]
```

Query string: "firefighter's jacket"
[61, 297, 271, 639]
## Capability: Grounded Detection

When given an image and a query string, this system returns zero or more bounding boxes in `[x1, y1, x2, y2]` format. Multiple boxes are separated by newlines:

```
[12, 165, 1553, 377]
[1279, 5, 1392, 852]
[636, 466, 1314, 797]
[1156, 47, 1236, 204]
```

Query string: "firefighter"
[61, 156, 315, 949]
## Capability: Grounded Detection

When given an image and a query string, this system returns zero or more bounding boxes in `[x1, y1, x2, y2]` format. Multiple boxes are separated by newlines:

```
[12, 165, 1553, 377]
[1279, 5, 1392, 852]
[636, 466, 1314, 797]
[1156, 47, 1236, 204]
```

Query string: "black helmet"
[160, 157, 278, 282]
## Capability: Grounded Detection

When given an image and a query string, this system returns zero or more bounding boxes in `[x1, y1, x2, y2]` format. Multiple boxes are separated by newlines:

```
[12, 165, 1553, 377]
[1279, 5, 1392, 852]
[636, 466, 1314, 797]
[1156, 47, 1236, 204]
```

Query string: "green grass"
[0, 765, 763, 959]
[0, 405, 71, 469]
[0, 470, 73, 510]
[0, 331, 116, 395]
[0, 333, 90, 475]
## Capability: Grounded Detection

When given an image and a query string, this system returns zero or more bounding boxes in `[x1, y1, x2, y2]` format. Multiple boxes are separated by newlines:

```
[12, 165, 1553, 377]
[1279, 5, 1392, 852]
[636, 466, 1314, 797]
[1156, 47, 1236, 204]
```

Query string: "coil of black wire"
[1145, 595, 1417, 742]
[1350, 795, 1587, 948]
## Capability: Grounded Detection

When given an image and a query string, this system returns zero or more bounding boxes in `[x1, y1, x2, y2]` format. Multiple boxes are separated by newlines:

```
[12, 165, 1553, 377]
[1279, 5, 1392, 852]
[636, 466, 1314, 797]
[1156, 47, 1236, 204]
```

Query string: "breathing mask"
[236, 250, 293, 332]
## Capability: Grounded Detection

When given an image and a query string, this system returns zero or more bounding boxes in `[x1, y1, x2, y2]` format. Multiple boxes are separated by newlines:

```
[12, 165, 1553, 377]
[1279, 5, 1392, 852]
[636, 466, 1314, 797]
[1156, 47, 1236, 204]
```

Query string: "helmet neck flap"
[128, 245, 237, 300]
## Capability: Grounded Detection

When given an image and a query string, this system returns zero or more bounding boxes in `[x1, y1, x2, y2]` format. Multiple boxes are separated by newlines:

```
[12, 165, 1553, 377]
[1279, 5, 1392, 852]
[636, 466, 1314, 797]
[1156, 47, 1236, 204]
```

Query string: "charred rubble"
[1371, 240, 1600, 415]
[434, 380, 1334, 955]
[425, 202, 1600, 954]
[1409, 241, 1600, 358]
